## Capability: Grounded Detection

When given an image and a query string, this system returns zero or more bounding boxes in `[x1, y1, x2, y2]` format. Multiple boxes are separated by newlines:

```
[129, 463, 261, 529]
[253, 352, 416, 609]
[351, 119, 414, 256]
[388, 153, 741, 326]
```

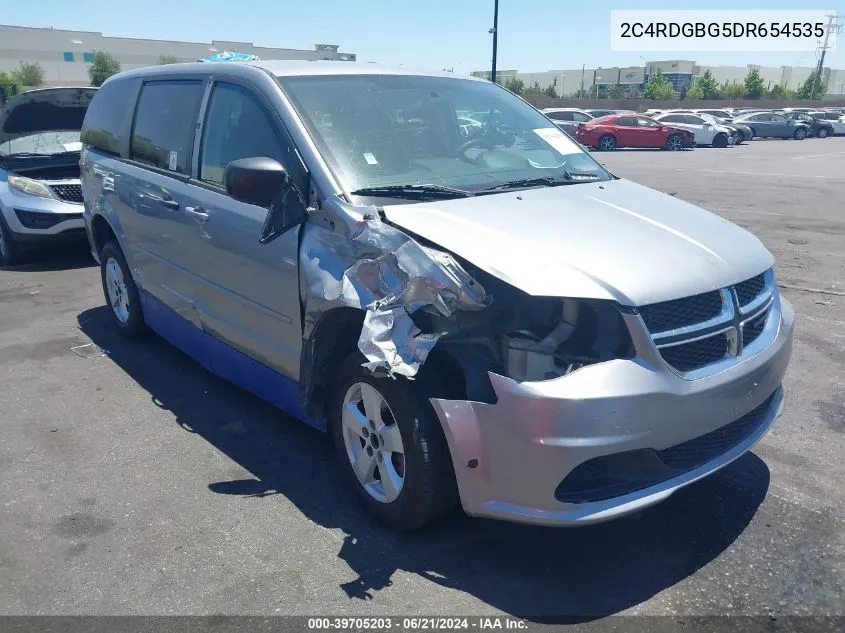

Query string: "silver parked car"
[81, 62, 794, 531]
[0, 88, 97, 264]
[541, 107, 593, 135]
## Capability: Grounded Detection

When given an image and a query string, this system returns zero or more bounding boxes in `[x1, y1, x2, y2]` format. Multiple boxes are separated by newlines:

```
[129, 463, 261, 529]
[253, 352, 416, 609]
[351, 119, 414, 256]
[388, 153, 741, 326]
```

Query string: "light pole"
[595, 76, 602, 98]
[489, 0, 499, 83]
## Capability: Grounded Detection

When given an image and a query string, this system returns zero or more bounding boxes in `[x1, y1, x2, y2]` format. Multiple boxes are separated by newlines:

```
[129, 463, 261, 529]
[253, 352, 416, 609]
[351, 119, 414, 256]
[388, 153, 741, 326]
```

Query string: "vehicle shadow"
[2, 244, 95, 272]
[78, 306, 770, 622]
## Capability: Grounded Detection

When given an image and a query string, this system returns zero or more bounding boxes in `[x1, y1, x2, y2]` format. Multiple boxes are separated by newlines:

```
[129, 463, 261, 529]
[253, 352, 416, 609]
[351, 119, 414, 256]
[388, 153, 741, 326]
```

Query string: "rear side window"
[80, 80, 134, 155]
[660, 115, 681, 123]
[130, 80, 204, 175]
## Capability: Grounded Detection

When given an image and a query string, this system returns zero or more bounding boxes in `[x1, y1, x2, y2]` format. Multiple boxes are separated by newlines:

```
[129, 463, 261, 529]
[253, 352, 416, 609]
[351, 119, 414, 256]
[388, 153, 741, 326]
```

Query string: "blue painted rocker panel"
[139, 291, 325, 432]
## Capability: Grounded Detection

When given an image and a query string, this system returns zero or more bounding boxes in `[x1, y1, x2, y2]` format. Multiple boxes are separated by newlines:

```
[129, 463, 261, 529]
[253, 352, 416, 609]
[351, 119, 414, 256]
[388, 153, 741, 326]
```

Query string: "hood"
[382, 178, 773, 307]
[0, 87, 97, 145]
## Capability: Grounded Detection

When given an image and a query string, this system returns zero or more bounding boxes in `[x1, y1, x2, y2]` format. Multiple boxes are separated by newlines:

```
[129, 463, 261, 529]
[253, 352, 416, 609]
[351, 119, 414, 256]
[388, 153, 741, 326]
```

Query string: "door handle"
[141, 192, 180, 209]
[184, 206, 210, 221]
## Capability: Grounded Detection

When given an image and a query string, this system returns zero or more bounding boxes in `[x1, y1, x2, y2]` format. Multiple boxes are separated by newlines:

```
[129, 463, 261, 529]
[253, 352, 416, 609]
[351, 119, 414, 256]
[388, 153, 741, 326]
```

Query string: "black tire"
[793, 127, 807, 140]
[665, 133, 684, 151]
[99, 240, 148, 338]
[597, 134, 617, 151]
[329, 352, 458, 531]
[731, 132, 743, 146]
[712, 133, 728, 148]
[0, 213, 24, 266]
[817, 127, 829, 138]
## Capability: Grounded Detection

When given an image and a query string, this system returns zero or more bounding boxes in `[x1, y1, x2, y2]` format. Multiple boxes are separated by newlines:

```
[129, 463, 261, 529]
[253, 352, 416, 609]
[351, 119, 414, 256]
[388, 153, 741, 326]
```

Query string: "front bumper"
[1, 191, 85, 246]
[431, 297, 794, 526]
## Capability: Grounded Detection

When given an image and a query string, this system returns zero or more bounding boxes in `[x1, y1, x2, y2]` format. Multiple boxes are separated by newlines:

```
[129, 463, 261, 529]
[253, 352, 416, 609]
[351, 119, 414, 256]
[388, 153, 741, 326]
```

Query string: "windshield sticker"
[168, 151, 178, 171]
[532, 128, 581, 156]
[363, 152, 378, 165]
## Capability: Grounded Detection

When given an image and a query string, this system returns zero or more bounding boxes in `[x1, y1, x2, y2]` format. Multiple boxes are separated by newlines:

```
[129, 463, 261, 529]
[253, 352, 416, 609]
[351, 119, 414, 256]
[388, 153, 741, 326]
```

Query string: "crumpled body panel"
[300, 214, 489, 377]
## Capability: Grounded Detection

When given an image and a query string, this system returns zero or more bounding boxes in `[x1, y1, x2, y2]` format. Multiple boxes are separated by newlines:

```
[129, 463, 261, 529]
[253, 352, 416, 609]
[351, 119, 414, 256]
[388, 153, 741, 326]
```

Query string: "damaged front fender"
[299, 197, 490, 378]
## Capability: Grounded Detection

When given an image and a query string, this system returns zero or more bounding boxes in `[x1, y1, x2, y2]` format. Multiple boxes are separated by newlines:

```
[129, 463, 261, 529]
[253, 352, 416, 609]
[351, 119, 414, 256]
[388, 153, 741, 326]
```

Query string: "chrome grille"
[742, 310, 768, 346]
[49, 184, 84, 204]
[638, 291, 723, 333]
[660, 334, 729, 373]
[735, 274, 765, 306]
[639, 269, 777, 378]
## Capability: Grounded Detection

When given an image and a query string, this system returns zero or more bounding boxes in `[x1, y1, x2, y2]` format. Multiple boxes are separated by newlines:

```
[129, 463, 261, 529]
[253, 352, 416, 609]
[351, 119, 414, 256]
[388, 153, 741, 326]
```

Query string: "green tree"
[643, 68, 676, 100]
[743, 68, 766, 99]
[721, 80, 745, 99]
[157, 54, 179, 65]
[608, 84, 625, 99]
[685, 85, 704, 100]
[768, 84, 787, 100]
[503, 77, 524, 95]
[797, 71, 826, 99]
[571, 88, 590, 99]
[88, 51, 122, 87]
[11, 61, 45, 87]
[695, 70, 721, 99]
[542, 83, 558, 98]
[522, 81, 545, 97]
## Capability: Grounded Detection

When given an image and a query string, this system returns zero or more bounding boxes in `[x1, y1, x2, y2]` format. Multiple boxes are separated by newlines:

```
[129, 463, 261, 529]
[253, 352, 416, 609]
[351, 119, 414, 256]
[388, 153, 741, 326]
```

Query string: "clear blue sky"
[4, 0, 842, 73]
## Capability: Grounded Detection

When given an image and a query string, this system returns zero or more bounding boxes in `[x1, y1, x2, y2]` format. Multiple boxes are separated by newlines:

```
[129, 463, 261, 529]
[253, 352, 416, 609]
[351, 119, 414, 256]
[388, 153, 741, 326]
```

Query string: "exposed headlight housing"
[8, 174, 55, 199]
[499, 297, 635, 381]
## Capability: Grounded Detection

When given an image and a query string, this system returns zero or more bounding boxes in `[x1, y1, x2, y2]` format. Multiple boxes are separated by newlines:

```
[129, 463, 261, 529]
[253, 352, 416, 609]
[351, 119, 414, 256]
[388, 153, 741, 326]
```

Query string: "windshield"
[278, 74, 611, 199]
[0, 131, 82, 157]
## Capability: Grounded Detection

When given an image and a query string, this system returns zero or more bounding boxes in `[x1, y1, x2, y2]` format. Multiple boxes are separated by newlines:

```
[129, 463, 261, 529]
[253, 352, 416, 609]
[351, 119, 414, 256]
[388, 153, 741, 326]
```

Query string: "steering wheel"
[457, 136, 495, 156]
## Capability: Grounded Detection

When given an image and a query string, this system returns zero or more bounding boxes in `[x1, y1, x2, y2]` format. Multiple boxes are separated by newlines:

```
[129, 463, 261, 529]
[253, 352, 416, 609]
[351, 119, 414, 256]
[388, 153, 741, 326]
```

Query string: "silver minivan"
[81, 61, 794, 531]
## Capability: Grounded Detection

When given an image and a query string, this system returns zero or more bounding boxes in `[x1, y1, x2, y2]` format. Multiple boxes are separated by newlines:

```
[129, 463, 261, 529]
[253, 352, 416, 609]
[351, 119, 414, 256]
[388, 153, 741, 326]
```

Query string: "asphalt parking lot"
[1, 138, 843, 622]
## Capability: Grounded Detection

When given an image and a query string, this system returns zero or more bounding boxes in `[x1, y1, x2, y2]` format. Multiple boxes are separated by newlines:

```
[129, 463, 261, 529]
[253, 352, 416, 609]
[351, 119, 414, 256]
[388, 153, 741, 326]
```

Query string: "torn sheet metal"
[300, 208, 489, 378]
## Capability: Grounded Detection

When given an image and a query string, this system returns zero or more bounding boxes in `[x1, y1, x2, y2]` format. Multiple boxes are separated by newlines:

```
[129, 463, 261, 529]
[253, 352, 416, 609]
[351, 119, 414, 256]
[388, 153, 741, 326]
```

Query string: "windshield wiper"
[480, 173, 601, 193]
[350, 184, 474, 199]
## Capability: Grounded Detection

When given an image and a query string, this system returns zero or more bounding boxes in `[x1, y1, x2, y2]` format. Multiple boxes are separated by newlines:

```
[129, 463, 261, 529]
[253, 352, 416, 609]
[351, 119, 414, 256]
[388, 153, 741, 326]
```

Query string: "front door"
[181, 80, 307, 379]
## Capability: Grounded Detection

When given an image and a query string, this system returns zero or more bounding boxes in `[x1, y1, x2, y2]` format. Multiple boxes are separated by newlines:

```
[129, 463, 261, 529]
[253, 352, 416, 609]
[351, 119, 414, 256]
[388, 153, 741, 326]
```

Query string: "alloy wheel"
[341, 382, 406, 503]
[667, 135, 683, 151]
[105, 257, 131, 324]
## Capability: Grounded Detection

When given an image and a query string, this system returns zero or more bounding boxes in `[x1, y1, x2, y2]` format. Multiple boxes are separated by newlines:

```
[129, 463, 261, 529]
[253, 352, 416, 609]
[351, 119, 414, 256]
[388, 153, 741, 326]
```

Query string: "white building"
[473, 59, 843, 98]
[0, 24, 356, 87]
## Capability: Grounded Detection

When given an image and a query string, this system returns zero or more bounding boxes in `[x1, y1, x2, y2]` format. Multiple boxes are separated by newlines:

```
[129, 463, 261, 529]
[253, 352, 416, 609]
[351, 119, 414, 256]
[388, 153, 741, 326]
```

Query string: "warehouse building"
[473, 59, 845, 99]
[0, 24, 356, 87]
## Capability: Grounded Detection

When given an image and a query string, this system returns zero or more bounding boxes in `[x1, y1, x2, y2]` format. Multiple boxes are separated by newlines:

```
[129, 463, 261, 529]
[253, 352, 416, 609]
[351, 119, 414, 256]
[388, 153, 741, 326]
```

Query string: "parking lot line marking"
[672, 168, 845, 180]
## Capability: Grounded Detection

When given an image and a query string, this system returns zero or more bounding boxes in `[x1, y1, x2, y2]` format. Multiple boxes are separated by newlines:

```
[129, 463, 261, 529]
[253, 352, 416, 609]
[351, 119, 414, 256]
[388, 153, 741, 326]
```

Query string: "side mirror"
[225, 157, 289, 208]
[224, 157, 308, 245]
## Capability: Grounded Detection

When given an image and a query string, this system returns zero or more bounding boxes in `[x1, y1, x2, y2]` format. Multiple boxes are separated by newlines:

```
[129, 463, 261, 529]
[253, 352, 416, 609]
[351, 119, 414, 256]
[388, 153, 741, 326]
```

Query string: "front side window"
[130, 80, 204, 174]
[572, 112, 592, 122]
[615, 116, 636, 126]
[635, 117, 658, 127]
[772, 114, 787, 123]
[279, 74, 610, 199]
[659, 115, 681, 123]
[199, 83, 291, 187]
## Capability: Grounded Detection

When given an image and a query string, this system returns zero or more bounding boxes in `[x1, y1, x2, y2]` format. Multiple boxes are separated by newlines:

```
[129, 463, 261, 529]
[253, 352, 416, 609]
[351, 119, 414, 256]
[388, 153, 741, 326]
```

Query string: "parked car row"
[541, 104, 845, 150]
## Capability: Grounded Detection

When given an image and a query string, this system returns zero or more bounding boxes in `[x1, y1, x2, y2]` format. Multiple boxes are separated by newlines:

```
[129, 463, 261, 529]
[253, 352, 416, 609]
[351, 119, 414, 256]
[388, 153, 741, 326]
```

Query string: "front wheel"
[712, 133, 729, 148]
[665, 134, 684, 151]
[597, 134, 617, 151]
[99, 240, 148, 338]
[817, 127, 829, 138]
[793, 127, 807, 140]
[329, 352, 458, 531]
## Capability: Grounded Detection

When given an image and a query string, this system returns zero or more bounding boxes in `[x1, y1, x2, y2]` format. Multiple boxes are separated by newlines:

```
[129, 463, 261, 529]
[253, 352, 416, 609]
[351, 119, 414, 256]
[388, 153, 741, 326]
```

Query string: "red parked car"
[575, 114, 695, 151]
